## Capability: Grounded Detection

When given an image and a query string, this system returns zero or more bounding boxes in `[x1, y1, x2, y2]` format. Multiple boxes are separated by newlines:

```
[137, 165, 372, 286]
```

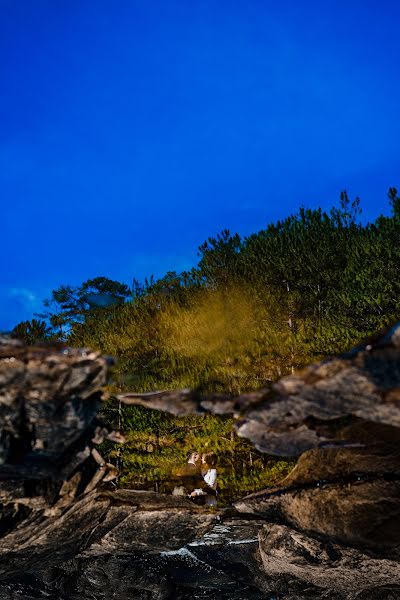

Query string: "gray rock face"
[1, 326, 400, 598]
[45, 519, 270, 600]
[0, 338, 107, 467]
[235, 421, 400, 553]
[259, 523, 400, 599]
[0, 489, 215, 574]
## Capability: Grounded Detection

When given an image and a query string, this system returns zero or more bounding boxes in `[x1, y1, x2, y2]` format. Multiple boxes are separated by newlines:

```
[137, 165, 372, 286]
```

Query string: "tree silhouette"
[12, 319, 51, 345]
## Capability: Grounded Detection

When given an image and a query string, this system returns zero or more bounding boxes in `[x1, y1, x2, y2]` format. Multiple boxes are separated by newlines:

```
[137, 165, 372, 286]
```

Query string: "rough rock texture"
[235, 421, 400, 553]
[1, 325, 400, 598]
[0, 338, 107, 450]
[0, 339, 119, 545]
[0, 489, 215, 575]
[0, 338, 221, 598]
[0, 517, 348, 600]
[259, 523, 400, 599]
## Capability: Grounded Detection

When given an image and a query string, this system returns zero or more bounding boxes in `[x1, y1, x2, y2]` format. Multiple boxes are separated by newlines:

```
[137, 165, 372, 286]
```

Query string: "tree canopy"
[12, 189, 400, 392]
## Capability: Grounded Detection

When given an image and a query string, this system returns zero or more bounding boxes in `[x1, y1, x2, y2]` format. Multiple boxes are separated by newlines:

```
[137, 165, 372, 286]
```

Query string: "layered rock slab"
[0, 338, 108, 461]
[235, 421, 400, 552]
[0, 490, 215, 573]
[259, 523, 400, 599]
[0, 518, 347, 600]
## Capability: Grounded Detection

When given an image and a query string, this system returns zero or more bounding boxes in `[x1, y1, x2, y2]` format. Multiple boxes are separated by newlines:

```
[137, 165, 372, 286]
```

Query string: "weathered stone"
[0, 340, 108, 465]
[235, 419, 400, 552]
[0, 489, 215, 572]
[238, 478, 400, 552]
[259, 523, 400, 598]
[234, 322, 400, 455]
[5, 516, 392, 599]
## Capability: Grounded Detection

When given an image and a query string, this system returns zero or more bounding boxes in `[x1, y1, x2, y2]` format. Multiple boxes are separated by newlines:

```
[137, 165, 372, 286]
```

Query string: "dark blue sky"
[1, 0, 400, 330]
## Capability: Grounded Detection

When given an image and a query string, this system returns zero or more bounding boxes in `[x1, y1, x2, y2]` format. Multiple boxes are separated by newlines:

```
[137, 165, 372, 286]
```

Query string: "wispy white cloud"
[0, 287, 42, 332]
[8, 287, 37, 304]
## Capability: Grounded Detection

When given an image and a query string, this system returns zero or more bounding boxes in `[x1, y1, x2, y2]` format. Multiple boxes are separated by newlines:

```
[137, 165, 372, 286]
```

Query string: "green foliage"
[100, 404, 295, 506]
[37, 276, 131, 339]
[11, 319, 51, 345]
[196, 229, 242, 288]
[388, 187, 400, 220]
[29, 188, 400, 391]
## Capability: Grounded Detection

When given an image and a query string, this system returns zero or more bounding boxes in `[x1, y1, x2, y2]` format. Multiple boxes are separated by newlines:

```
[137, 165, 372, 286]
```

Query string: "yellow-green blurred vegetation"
[71, 283, 311, 394]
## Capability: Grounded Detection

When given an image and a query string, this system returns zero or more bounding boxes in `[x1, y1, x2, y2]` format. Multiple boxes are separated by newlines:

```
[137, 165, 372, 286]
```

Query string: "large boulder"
[259, 523, 400, 599]
[0, 338, 108, 455]
[0, 489, 215, 576]
[235, 420, 400, 552]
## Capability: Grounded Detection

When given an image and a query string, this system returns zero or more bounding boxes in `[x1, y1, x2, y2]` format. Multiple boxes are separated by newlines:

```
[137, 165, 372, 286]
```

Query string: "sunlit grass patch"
[101, 404, 296, 506]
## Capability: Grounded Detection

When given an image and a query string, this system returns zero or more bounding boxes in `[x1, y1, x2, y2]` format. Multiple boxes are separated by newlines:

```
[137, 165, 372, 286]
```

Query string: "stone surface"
[235, 333, 400, 454]
[0, 338, 108, 467]
[3, 516, 397, 599]
[1, 328, 400, 598]
[235, 421, 400, 552]
[259, 523, 400, 599]
[0, 489, 215, 574]
[0, 518, 347, 600]
[237, 478, 400, 553]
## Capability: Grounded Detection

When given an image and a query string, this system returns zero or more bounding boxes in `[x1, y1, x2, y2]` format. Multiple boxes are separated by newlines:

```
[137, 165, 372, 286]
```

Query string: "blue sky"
[1, 0, 400, 330]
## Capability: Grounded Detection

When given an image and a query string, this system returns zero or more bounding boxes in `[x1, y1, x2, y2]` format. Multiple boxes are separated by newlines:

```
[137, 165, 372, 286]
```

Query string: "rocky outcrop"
[259, 523, 400, 599]
[1, 324, 400, 598]
[0, 338, 222, 598]
[0, 489, 215, 575]
[0, 519, 259, 599]
[234, 420, 400, 552]
[0, 337, 110, 495]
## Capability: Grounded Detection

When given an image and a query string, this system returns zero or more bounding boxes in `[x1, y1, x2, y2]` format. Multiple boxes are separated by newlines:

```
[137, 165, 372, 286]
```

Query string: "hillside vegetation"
[15, 189, 400, 394]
